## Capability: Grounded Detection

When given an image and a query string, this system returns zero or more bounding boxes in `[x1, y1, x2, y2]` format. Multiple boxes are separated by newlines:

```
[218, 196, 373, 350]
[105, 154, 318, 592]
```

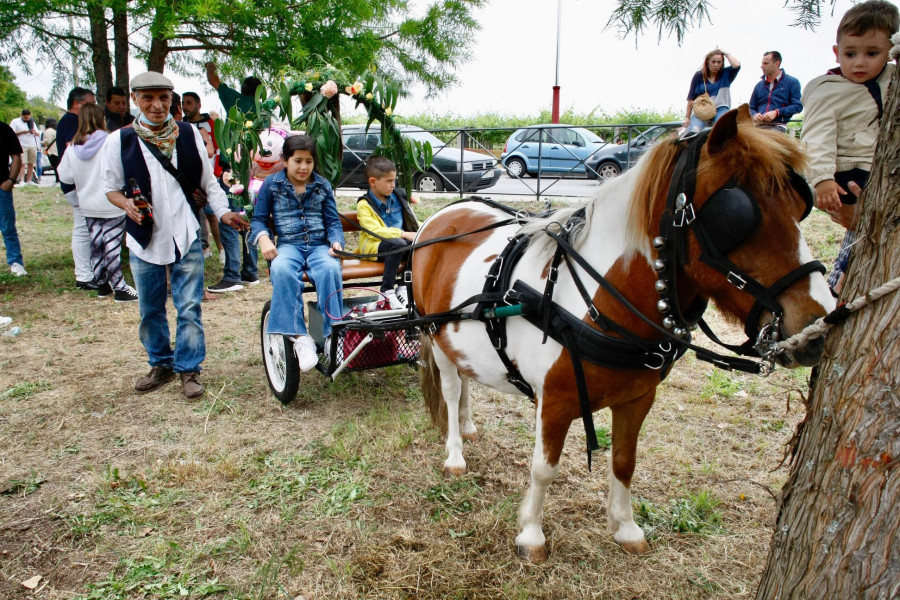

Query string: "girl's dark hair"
[282, 134, 319, 170]
[73, 103, 107, 145]
[45, 118, 58, 130]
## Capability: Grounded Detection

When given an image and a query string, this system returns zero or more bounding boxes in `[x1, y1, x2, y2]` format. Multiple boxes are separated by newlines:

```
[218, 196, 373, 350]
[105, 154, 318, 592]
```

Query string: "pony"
[411, 107, 835, 562]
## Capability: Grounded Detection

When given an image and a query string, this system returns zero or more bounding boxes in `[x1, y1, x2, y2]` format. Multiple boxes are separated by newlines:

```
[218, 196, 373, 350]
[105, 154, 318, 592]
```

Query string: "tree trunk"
[112, 1, 129, 90]
[146, 11, 169, 74]
[756, 65, 900, 599]
[86, 0, 113, 105]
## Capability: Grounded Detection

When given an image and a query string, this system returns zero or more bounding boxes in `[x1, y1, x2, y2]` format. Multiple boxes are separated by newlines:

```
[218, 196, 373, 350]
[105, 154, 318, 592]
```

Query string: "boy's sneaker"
[10, 263, 27, 277]
[241, 274, 260, 286]
[207, 279, 243, 293]
[96, 282, 114, 298]
[293, 335, 318, 372]
[396, 285, 409, 307]
[114, 285, 139, 303]
[384, 289, 406, 310]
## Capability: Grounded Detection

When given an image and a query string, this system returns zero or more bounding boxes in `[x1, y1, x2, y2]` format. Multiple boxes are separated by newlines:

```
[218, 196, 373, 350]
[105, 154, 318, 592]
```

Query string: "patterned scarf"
[133, 116, 179, 158]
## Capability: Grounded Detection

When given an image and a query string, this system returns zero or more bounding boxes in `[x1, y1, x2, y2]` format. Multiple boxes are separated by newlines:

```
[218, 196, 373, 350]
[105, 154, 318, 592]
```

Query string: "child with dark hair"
[249, 135, 345, 371]
[357, 155, 418, 308]
[801, 0, 899, 293]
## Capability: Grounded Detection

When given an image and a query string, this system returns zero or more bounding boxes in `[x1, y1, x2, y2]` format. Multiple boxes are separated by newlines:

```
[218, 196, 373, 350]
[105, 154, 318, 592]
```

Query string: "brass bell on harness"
[673, 327, 687, 337]
[663, 317, 676, 329]
[654, 279, 669, 293]
[653, 259, 666, 272]
[675, 193, 687, 210]
[657, 299, 670, 313]
[652, 236, 666, 249]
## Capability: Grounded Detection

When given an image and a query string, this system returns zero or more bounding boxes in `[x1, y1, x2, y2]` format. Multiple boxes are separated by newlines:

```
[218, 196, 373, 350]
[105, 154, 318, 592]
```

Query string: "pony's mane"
[519, 203, 593, 259]
[626, 122, 808, 246]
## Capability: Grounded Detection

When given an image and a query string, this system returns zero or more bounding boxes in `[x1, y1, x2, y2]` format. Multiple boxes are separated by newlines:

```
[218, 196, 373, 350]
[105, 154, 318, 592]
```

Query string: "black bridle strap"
[544, 228, 766, 373]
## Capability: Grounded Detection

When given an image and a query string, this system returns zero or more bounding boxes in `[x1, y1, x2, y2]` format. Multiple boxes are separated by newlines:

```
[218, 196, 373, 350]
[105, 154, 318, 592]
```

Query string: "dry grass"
[0, 186, 842, 599]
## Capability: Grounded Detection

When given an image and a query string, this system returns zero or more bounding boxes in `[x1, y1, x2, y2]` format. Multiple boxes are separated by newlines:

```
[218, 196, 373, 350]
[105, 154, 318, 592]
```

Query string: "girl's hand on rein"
[329, 242, 343, 258]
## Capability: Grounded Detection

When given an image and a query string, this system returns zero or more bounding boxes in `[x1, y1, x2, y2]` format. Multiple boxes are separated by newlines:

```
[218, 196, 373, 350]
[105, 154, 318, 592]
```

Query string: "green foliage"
[0, 379, 52, 399]
[701, 370, 743, 400]
[634, 490, 724, 538]
[76, 554, 228, 599]
[425, 476, 483, 520]
[2, 469, 46, 496]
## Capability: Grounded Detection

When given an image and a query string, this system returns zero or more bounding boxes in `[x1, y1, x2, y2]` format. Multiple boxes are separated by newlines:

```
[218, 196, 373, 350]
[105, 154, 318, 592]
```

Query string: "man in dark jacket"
[749, 51, 803, 132]
[104, 86, 135, 132]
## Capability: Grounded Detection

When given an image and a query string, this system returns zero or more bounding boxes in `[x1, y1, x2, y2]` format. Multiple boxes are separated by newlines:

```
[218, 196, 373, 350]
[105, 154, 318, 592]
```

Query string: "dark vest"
[120, 122, 203, 248]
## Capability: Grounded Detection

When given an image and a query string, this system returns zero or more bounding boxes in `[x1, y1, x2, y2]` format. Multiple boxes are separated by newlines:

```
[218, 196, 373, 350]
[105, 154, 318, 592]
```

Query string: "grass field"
[0, 184, 844, 599]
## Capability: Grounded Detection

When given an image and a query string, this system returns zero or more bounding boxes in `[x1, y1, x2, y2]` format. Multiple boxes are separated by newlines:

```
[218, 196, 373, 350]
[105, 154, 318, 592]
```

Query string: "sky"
[9, 0, 897, 120]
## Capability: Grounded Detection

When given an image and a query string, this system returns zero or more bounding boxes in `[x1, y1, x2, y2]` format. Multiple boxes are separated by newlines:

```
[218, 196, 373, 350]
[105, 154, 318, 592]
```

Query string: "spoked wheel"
[260, 300, 299, 404]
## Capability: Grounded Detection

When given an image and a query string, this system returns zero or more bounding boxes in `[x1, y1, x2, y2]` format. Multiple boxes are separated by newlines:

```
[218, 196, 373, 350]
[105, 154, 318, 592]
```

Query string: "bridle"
[653, 130, 824, 364]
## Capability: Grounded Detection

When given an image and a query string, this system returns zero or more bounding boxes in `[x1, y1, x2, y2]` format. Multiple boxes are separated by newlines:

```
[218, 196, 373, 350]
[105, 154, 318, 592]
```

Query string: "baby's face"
[833, 29, 893, 83]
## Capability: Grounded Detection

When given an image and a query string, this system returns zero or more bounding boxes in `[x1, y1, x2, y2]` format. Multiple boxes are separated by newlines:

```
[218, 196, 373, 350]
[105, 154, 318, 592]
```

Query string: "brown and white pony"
[411, 107, 834, 562]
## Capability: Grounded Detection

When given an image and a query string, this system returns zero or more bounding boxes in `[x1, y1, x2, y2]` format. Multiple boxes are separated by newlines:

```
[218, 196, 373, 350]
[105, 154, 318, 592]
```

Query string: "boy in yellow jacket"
[357, 156, 419, 308]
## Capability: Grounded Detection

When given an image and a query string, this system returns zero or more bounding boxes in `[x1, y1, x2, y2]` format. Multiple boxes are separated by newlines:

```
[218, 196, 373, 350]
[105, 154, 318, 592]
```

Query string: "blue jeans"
[130, 236, 206, 373]
[688, 105, 729, 133]
[267, 243, 342, 337]
[219, 219, 258, 282]
[0, 188, 23, 266]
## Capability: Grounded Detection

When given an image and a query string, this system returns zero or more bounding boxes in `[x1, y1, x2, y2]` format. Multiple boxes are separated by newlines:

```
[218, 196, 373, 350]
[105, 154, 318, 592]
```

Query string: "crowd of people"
[0, 0, 896, 395]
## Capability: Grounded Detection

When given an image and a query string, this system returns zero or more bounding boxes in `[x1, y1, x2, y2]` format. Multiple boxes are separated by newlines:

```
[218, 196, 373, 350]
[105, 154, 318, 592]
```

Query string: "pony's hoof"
[461, 431, 477, 442]
[443, 465, 466, 477]
[517, 544, 549, 563]
[619, 539, 651, 555]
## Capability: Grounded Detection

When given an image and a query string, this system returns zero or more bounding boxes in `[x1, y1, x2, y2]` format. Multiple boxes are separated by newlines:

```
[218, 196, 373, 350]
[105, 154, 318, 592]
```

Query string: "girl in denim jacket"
[249, 135, 345, 371]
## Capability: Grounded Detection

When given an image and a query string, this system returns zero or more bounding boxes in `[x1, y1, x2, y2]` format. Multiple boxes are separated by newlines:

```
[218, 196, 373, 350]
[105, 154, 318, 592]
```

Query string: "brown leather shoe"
[134, 366, 175, 393]
[180, 372, 204, 399]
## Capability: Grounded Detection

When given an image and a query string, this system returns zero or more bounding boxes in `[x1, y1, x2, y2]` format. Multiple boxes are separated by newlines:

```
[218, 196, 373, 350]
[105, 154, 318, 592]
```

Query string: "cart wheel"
[260, 300, 300, 404]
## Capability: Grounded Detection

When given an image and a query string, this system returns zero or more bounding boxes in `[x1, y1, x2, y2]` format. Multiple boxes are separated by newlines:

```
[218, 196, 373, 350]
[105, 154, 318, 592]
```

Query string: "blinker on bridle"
[654, 129, 823, 363]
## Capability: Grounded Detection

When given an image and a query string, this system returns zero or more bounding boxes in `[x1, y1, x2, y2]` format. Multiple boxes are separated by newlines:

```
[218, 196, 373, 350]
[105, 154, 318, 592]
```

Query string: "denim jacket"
[249, 170, 345, 248]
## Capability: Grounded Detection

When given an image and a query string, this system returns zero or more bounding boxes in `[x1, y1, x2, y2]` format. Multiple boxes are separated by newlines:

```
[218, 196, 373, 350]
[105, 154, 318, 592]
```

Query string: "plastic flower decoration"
[385, 107, 393, 117]
[365, 92, 374, 100]
[244, 120, 253, 128]
[320, 80, 338, 98]
[229, 183, 245, 195]
[304, 82, 314, 92]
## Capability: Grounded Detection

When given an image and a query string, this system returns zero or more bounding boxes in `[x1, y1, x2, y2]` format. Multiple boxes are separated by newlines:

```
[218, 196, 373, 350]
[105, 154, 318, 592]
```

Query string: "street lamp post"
[551, 0, 561, 123]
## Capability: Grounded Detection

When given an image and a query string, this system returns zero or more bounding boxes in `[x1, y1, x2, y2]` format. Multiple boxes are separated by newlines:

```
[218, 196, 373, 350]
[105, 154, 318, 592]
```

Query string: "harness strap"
[559, 326, 601, 471]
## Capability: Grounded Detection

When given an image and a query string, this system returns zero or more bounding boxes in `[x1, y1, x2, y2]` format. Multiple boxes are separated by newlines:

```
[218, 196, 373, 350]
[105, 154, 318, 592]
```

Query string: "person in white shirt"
[58, 103, 138, 303]
[10, 109, 40, 185]
[101, 71, 249, 399]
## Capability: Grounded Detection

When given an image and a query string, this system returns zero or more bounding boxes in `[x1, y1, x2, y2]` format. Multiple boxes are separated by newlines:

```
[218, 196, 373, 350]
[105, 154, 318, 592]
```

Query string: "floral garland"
[214, 67, 432, 215]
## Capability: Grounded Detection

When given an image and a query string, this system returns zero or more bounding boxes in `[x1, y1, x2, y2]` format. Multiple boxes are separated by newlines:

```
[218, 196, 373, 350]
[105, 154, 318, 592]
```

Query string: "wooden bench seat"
[299, 211, 405, 284]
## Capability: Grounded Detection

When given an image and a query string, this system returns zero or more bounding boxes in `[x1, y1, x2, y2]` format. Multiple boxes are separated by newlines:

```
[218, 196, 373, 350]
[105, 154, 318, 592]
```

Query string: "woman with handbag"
[684, 49, 741, 133]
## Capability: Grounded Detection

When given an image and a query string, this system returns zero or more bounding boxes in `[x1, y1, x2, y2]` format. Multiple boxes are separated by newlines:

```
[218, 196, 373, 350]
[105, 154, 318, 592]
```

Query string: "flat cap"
[130, 71, 174, 91]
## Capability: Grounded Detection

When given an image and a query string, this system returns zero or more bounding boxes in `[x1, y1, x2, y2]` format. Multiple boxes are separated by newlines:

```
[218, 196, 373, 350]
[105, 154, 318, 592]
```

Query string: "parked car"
[585, 122, 682, 181]
[339, 124, 501, 193]
[500, 124, 608, 179]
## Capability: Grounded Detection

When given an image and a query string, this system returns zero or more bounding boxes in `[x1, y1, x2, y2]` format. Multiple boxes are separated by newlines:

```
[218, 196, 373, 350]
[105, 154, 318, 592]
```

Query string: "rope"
[775, 274, 900, 353]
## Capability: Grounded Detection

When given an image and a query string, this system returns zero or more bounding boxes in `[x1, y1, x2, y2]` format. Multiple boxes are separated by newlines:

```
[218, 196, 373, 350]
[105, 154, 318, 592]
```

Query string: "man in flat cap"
[101, 71, 250, 399]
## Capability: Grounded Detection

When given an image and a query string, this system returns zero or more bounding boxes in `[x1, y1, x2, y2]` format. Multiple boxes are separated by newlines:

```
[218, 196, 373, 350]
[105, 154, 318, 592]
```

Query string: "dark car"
[585, 122, 682, 181]
[339, 124, 501, 192]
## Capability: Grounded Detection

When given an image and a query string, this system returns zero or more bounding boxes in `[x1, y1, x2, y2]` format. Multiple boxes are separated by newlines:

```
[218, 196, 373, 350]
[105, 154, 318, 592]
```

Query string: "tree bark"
[147, 10, 169, 74]
[756, 64, 900, 599]
[112, 0, 129, 90]
[86, 0, 113, 104]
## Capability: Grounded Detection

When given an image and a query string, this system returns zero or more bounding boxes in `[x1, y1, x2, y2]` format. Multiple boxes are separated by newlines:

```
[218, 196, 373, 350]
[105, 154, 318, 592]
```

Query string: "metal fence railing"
[335, 122, 683, 203]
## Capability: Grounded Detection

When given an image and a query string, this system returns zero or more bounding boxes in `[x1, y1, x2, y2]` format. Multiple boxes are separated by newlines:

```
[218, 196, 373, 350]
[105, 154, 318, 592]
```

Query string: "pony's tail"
[420, 336, 448, 434]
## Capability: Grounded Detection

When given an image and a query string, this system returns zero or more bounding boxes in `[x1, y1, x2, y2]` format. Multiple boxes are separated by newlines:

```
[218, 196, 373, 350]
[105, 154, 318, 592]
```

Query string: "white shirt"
[100, 124, 230, 265]
[10, 117, 39, 148]
[58, 139, 125, 219]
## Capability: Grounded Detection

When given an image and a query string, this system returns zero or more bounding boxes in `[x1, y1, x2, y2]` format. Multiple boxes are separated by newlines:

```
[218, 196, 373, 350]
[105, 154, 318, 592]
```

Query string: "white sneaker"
[396, 285, 409, 307]
[0, 316, 11, 328]
[10, 263, 27, 277]
[385, 289, 406, 310]
[293, 334, 319, 372]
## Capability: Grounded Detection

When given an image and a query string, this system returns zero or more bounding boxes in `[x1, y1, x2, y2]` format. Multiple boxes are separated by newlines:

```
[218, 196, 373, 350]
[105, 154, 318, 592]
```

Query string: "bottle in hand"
[129, 178, 154, 223]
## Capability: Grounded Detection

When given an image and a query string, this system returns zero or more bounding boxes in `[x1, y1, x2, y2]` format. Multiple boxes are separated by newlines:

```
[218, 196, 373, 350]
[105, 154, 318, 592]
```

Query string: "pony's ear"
[736, 104, 752, 124]
[706, 108, 739, 155]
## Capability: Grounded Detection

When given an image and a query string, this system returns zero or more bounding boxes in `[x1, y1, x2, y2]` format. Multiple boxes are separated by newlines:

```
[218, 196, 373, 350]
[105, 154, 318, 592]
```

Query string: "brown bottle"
[129, 178, 154, 224]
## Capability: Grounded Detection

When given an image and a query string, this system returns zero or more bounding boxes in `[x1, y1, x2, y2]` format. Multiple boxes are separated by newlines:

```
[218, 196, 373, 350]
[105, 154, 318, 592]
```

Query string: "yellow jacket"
[356, 188, 418, 259]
